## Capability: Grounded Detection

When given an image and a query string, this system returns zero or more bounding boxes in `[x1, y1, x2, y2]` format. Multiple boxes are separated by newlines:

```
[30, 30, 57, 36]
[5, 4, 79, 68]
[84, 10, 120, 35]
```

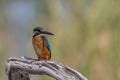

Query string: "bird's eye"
[38, 30, 41, 32]
[35, 30, 40, 32]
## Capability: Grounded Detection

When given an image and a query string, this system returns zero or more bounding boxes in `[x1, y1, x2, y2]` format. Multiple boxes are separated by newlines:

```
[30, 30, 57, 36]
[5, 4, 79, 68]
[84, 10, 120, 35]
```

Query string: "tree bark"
[6, 57, 88, 80]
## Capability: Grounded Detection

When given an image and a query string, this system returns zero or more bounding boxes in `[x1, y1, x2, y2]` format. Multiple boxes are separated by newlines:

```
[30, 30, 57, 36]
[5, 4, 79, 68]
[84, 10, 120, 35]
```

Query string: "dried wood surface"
[6, 57, 88, 80]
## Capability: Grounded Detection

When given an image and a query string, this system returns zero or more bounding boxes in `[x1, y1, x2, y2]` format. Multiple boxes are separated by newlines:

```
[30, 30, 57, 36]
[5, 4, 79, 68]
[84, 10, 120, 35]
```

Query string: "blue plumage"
[45, 38, 51, 54]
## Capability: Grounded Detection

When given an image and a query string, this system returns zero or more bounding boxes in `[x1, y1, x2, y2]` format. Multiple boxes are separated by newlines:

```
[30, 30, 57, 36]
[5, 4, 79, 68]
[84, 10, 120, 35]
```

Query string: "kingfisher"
[32, 27, 54, 61]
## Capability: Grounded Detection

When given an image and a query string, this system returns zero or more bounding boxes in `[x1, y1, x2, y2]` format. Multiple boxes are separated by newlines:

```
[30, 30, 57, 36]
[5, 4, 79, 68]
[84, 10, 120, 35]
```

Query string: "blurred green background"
[0, 0, 120, 80]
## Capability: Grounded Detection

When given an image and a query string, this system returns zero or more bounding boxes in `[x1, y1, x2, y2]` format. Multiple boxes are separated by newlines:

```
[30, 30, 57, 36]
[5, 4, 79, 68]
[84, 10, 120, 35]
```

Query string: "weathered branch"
[6, 57, 88, 80]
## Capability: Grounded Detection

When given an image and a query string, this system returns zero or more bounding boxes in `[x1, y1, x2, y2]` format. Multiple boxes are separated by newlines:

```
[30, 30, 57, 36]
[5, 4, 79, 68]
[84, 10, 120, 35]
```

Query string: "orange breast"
[32, 36, 51, 60]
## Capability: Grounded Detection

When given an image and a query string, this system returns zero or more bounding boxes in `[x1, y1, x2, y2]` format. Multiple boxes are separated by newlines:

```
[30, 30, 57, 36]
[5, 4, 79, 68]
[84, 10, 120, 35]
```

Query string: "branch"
[6, 57, 88, 80]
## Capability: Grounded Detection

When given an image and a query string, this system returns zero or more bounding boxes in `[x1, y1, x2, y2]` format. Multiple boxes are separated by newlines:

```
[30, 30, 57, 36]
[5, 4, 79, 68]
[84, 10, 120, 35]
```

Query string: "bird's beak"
[42, 31, 54, 35]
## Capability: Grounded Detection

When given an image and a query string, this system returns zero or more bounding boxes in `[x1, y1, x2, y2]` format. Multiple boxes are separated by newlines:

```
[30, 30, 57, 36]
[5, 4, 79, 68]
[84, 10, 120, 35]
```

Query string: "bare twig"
[6, 57, 88, 80]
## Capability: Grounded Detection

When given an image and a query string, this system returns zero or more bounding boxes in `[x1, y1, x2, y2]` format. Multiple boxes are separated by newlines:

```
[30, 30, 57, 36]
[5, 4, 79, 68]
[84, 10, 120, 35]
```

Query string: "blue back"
[45, 38, 51, 54]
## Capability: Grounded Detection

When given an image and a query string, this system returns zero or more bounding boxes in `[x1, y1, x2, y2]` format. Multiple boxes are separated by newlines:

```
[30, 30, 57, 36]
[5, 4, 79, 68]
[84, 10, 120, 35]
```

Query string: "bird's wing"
[45, 38, 51, 54]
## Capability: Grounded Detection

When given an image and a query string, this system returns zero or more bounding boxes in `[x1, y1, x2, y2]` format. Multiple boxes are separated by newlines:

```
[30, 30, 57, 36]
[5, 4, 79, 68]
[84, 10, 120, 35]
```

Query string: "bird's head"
[32, 27, 54, 37]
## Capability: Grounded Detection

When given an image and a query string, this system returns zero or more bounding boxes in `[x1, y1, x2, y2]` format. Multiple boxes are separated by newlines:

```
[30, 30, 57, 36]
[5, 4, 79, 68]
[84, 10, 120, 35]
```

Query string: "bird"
[32, 27, 54, 61]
